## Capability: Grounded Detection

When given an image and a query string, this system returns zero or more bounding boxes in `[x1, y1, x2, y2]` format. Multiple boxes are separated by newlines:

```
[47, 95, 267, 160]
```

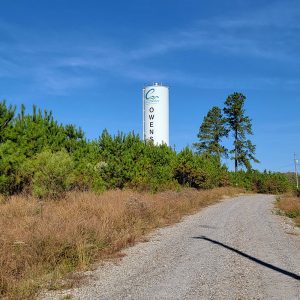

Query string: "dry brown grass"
[276, 193, 300, 226]
[0, 187, 241, 299]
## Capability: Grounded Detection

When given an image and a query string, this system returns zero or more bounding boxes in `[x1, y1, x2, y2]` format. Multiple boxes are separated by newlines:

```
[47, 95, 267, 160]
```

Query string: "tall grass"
[276, 193, 300, 226]
[0, 187, 240, 299]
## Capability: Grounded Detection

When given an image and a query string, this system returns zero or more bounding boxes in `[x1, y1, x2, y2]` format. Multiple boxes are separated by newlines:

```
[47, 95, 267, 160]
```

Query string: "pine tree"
[194, 106, 228, 159]
[223, 92, 259, 172]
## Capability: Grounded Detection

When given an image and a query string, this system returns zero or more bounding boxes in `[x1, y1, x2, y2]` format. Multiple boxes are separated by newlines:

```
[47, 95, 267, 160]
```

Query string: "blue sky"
[0, 0, 299, 171]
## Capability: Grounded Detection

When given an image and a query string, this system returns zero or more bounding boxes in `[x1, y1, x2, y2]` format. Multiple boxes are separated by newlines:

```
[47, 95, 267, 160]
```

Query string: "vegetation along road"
[44, 195, 300, 300]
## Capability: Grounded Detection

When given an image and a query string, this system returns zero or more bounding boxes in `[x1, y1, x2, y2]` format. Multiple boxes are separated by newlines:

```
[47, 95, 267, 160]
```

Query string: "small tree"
[194, 106, 228, 159]
[223, 92, 259, 172]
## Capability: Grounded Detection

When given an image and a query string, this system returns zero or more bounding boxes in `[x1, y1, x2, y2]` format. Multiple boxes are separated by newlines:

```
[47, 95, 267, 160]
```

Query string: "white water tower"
[142, 83, 169, 146]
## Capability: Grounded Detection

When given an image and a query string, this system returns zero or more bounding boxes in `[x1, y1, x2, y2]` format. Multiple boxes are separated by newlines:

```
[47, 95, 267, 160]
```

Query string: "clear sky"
[0, 0, 299, 172]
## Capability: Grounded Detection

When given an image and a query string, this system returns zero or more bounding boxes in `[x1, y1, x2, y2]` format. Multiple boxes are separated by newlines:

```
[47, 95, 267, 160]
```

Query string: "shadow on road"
[192, 236, 300, 281]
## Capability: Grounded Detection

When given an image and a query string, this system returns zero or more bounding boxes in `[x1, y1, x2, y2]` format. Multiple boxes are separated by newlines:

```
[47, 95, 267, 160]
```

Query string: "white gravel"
[42, 195, 300, 300]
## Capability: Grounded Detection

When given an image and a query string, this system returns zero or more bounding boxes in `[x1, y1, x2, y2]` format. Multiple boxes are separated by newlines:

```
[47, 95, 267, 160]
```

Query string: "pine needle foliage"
[194, 106, 228, 159]
[0, 99, 291, 198]
[223, 92, 259, 172]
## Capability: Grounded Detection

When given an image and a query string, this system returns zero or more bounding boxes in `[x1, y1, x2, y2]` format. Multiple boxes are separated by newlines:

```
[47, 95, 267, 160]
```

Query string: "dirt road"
[44, 195, 300, 300]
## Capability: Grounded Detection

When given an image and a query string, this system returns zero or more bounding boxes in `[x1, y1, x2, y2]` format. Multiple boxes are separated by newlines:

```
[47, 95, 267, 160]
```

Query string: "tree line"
[0, 94, 292, 199]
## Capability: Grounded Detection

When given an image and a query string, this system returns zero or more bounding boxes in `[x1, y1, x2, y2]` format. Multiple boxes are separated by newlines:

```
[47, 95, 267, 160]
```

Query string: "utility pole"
[294, 153, 299, 190]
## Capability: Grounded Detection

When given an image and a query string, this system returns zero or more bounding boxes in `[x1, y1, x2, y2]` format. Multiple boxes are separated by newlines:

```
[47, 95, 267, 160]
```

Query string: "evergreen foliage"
[97, 130, 176, 191]
[0, 100, 292, 198]
[174, 148, 228, 189]
[0, 100, 15, 143]
[194, 106, 228, 158]
[223, 92, 259, 171]
[28, 150, 75, 199]
[229, 170, 292, 194]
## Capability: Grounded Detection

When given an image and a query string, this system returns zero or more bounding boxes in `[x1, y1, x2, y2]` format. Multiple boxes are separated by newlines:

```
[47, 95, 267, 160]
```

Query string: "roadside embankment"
[0, 187, 241, 299]
[276, 193, 300, 226]
[43, 194, 300, 300]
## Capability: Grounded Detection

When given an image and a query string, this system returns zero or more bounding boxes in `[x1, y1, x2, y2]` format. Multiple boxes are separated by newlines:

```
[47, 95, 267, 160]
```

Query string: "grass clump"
[276, 193, 300, 226]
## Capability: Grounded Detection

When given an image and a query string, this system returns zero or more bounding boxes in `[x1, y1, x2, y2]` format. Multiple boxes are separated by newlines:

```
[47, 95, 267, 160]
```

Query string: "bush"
[229, 170, 292, 194]
[130, 143, 176, 192]
[29, 150, 75, 199]
[72, 142, 106, 193]
[74, 160, 106, 193]
[0, 141, 26, 195]
[174, 148, 228, 189]
[98, 131, 176, 192]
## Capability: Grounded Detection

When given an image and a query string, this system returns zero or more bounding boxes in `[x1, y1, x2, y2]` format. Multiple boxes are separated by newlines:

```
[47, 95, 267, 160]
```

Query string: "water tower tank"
[143, 83, 169, 146]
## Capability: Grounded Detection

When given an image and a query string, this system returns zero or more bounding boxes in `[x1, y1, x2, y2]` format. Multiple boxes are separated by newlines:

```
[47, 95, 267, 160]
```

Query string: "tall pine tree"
[194, 106, 228, 159]
[223, 92, 259, 172]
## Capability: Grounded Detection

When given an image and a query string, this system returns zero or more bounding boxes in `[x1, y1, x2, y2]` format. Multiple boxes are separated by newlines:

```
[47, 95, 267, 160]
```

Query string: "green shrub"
[71, 141, 106, 193]
[229, 170, 292, 194]
[174, 148, 228, 189]
[0, 141, 27, 195]
[74, 161, 106, 193]
[98, 131, 176, 192]
[30, 150, 75, 199]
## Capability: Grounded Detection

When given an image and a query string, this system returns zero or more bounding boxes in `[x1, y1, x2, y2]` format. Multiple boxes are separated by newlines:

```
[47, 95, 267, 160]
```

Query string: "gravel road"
[43, 195, 300, 300]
